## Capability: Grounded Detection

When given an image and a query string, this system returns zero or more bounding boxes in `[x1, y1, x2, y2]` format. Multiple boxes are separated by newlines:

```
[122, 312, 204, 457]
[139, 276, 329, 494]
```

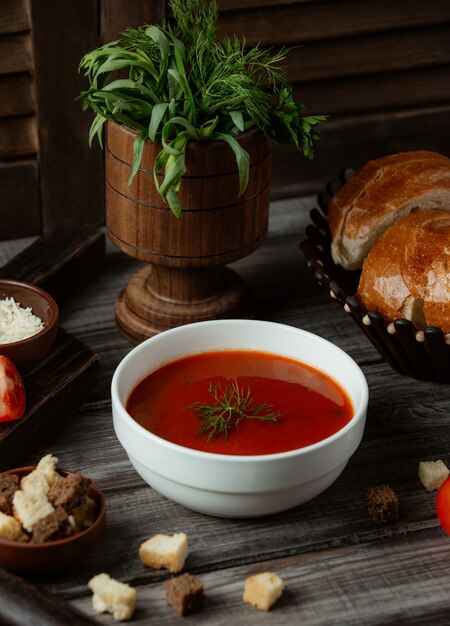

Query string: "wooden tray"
[0, 227, 104, 470]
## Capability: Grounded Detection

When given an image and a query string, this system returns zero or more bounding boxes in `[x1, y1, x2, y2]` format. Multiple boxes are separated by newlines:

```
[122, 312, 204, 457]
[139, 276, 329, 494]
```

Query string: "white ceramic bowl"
[111, 320, 368, 518]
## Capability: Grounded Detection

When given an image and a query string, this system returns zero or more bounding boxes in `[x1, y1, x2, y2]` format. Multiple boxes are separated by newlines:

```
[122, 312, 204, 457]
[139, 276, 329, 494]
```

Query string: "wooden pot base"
[115, 265, 252, 344]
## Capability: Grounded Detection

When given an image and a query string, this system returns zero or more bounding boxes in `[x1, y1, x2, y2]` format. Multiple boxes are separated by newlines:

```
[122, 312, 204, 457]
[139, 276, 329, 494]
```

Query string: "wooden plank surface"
[102, 0, 156, 41]
[31, 0, 104, 230]
[0, 161, 40, 238]
[0, 74, 35, 118]
[0, 33, 33, 74]
[219, 0, 319, 9]
[1, 196, 449, 624]
[0, 115, 38, 158]
[285, 24, 450, 82]
[217, 0, 450, 46]
[0, 0, 31, 35]
[0, 226, 106, 303]
[271, 105, 450, 197]
[295, 65, 450, 117]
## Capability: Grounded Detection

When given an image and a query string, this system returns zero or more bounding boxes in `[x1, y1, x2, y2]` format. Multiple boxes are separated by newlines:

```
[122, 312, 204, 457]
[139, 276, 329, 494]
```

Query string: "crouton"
[419, 460, 449, 491]
[166, 573, 205, 616]
[139, 532, 189, 573]
[0, 511, 23, 541]
[0, 494, 11, 515]
[366, 484, 399, 524]
[71, 496, 97, 530]
[12, 490, 54, 532]
[48, 472, 91, 511]
[88, 573, 136, 622]
[36, 454, 59, 487]
[0, 473, 19, 502]
[20, 469, 51, 497]
[243, 572, 285, 612]
[31, 506, 74, 543]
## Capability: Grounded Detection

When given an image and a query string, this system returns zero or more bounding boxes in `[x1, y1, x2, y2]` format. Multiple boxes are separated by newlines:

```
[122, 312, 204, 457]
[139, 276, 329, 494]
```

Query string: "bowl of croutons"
[0, 454, 106, 574]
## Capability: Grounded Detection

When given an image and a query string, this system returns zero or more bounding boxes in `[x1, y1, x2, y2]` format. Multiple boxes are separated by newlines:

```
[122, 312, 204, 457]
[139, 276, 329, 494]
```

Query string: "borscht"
[126, 350, 353, 455]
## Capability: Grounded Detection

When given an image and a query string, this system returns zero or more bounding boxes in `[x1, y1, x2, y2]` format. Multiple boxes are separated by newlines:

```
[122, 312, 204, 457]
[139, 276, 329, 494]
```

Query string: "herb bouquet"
[79, 0, 326, 342]
[79, 0, 325, 217]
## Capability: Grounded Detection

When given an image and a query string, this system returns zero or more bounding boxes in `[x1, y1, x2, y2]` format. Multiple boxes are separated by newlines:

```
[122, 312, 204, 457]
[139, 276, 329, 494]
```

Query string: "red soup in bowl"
[126, 350, 353, 456]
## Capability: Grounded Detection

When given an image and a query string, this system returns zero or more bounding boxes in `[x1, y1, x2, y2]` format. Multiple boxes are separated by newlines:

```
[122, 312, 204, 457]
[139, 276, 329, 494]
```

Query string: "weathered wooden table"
[1, 196, 449, 625]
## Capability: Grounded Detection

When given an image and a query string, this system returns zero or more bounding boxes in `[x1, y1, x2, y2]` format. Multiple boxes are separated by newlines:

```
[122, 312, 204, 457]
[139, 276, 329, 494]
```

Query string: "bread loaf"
[357, 210, 450, 332]
[329, 151, 450, 269]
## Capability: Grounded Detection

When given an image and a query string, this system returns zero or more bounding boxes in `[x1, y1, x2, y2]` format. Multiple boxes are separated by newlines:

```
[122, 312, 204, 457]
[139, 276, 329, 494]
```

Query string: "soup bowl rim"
[111, 319, 369, 463]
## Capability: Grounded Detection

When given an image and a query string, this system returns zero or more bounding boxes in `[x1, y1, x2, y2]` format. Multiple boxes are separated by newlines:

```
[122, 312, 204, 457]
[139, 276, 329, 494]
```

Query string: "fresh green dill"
[79, 0, 327, 217]
[187, 379, 280, 442]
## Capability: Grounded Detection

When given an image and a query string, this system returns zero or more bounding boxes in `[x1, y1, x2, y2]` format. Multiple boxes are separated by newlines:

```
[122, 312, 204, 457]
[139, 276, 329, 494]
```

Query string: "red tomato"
[436, 476, 450, 534]
[0, 356, 26, 422]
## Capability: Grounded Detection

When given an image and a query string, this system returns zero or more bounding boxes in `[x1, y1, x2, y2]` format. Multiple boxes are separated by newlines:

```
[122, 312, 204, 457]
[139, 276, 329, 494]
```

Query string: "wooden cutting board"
[0, 227, 104, 470]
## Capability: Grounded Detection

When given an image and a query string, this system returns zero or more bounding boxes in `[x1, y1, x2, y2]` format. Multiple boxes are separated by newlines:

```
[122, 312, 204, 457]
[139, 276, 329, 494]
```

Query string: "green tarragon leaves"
[79, 0, 326, 218]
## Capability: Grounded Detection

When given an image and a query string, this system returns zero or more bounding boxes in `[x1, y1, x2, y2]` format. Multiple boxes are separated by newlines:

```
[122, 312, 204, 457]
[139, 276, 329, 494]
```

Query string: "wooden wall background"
[1, 0, 449, 239]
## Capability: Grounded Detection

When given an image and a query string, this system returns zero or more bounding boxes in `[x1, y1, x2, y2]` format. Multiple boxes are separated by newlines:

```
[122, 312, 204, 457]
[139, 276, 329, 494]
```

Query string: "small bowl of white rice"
[0, 280, 59, 372]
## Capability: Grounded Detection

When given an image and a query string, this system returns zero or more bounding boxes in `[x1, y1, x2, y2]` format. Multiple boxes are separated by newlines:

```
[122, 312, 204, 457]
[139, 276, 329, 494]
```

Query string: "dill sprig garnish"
[188, 379, 280, 441]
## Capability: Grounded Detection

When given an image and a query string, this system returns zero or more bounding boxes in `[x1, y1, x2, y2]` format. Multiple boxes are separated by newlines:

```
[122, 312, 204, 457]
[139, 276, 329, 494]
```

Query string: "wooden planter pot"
[105, 121, 272, 343]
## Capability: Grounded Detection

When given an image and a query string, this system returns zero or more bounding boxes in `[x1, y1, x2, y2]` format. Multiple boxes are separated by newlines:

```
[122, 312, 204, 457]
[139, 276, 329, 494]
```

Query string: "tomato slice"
[436, 476, 450, 534]
[0, 355, 26, 422]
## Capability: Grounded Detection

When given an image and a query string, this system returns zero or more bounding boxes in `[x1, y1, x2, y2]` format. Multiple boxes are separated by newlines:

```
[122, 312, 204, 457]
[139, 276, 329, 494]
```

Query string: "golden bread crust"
[357, 210, 450, 332]
[329, 151, 450, 269]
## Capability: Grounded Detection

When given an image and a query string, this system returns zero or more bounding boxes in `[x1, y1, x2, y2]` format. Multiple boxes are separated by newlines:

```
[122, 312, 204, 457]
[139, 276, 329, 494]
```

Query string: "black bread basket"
[300, 169, 450, 383]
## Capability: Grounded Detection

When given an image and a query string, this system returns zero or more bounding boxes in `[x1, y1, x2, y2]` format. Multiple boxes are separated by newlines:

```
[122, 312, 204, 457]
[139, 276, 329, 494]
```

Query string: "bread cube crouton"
[88, 573, 136, 622]
[31, 506, 74, 543]
[12, 490, 54, 532]
[48, 473, 91, 512]
[139, 532, 189, 573]
[20, 469, 51, 497]
[366, 484, 399, 524]
[71, 496, 97, 530]
[166, 573, 205, 616]
[0, 511, 23, 541]
[243, 572, 285, 612]
[0, 473, 19, 501]
[419, 460, 449, 491]
[36, 454, 60, 487]
[0, 494, 11, 515]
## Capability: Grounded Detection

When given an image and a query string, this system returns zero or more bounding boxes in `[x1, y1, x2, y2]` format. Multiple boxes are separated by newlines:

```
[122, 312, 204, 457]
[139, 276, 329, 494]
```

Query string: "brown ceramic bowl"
[0, 467, 106, 575]
[0, 280, 59, 372]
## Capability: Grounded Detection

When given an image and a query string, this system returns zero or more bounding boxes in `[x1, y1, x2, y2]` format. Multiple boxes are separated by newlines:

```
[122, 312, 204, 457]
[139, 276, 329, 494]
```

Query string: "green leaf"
[159, 151, 186, 195]
[88, 113, 106, 148]
[230, 110, 244, 132]
[199, 116, 219, 139]
[149, 102, 169, 141]
[145, 25, 170, 63]
[101, 79, 138, 91]
[167, 68, 196, 124]
[128, 131, 146, 185]
[213, 132, 249, 196]
[166, 188, 183, 219]
[152, 149, 170, 193]
[164, 116, 198, 137]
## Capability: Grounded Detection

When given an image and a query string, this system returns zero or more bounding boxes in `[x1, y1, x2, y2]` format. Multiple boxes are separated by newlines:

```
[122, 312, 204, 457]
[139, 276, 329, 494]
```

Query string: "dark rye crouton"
[366, 484, 399, 524]
[166, 573, 205, 616]
[0, 473, 19, 503]
[0, 494, 11, 515]
[48, 473, 91, 512]
[31, 506, 74, 543]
